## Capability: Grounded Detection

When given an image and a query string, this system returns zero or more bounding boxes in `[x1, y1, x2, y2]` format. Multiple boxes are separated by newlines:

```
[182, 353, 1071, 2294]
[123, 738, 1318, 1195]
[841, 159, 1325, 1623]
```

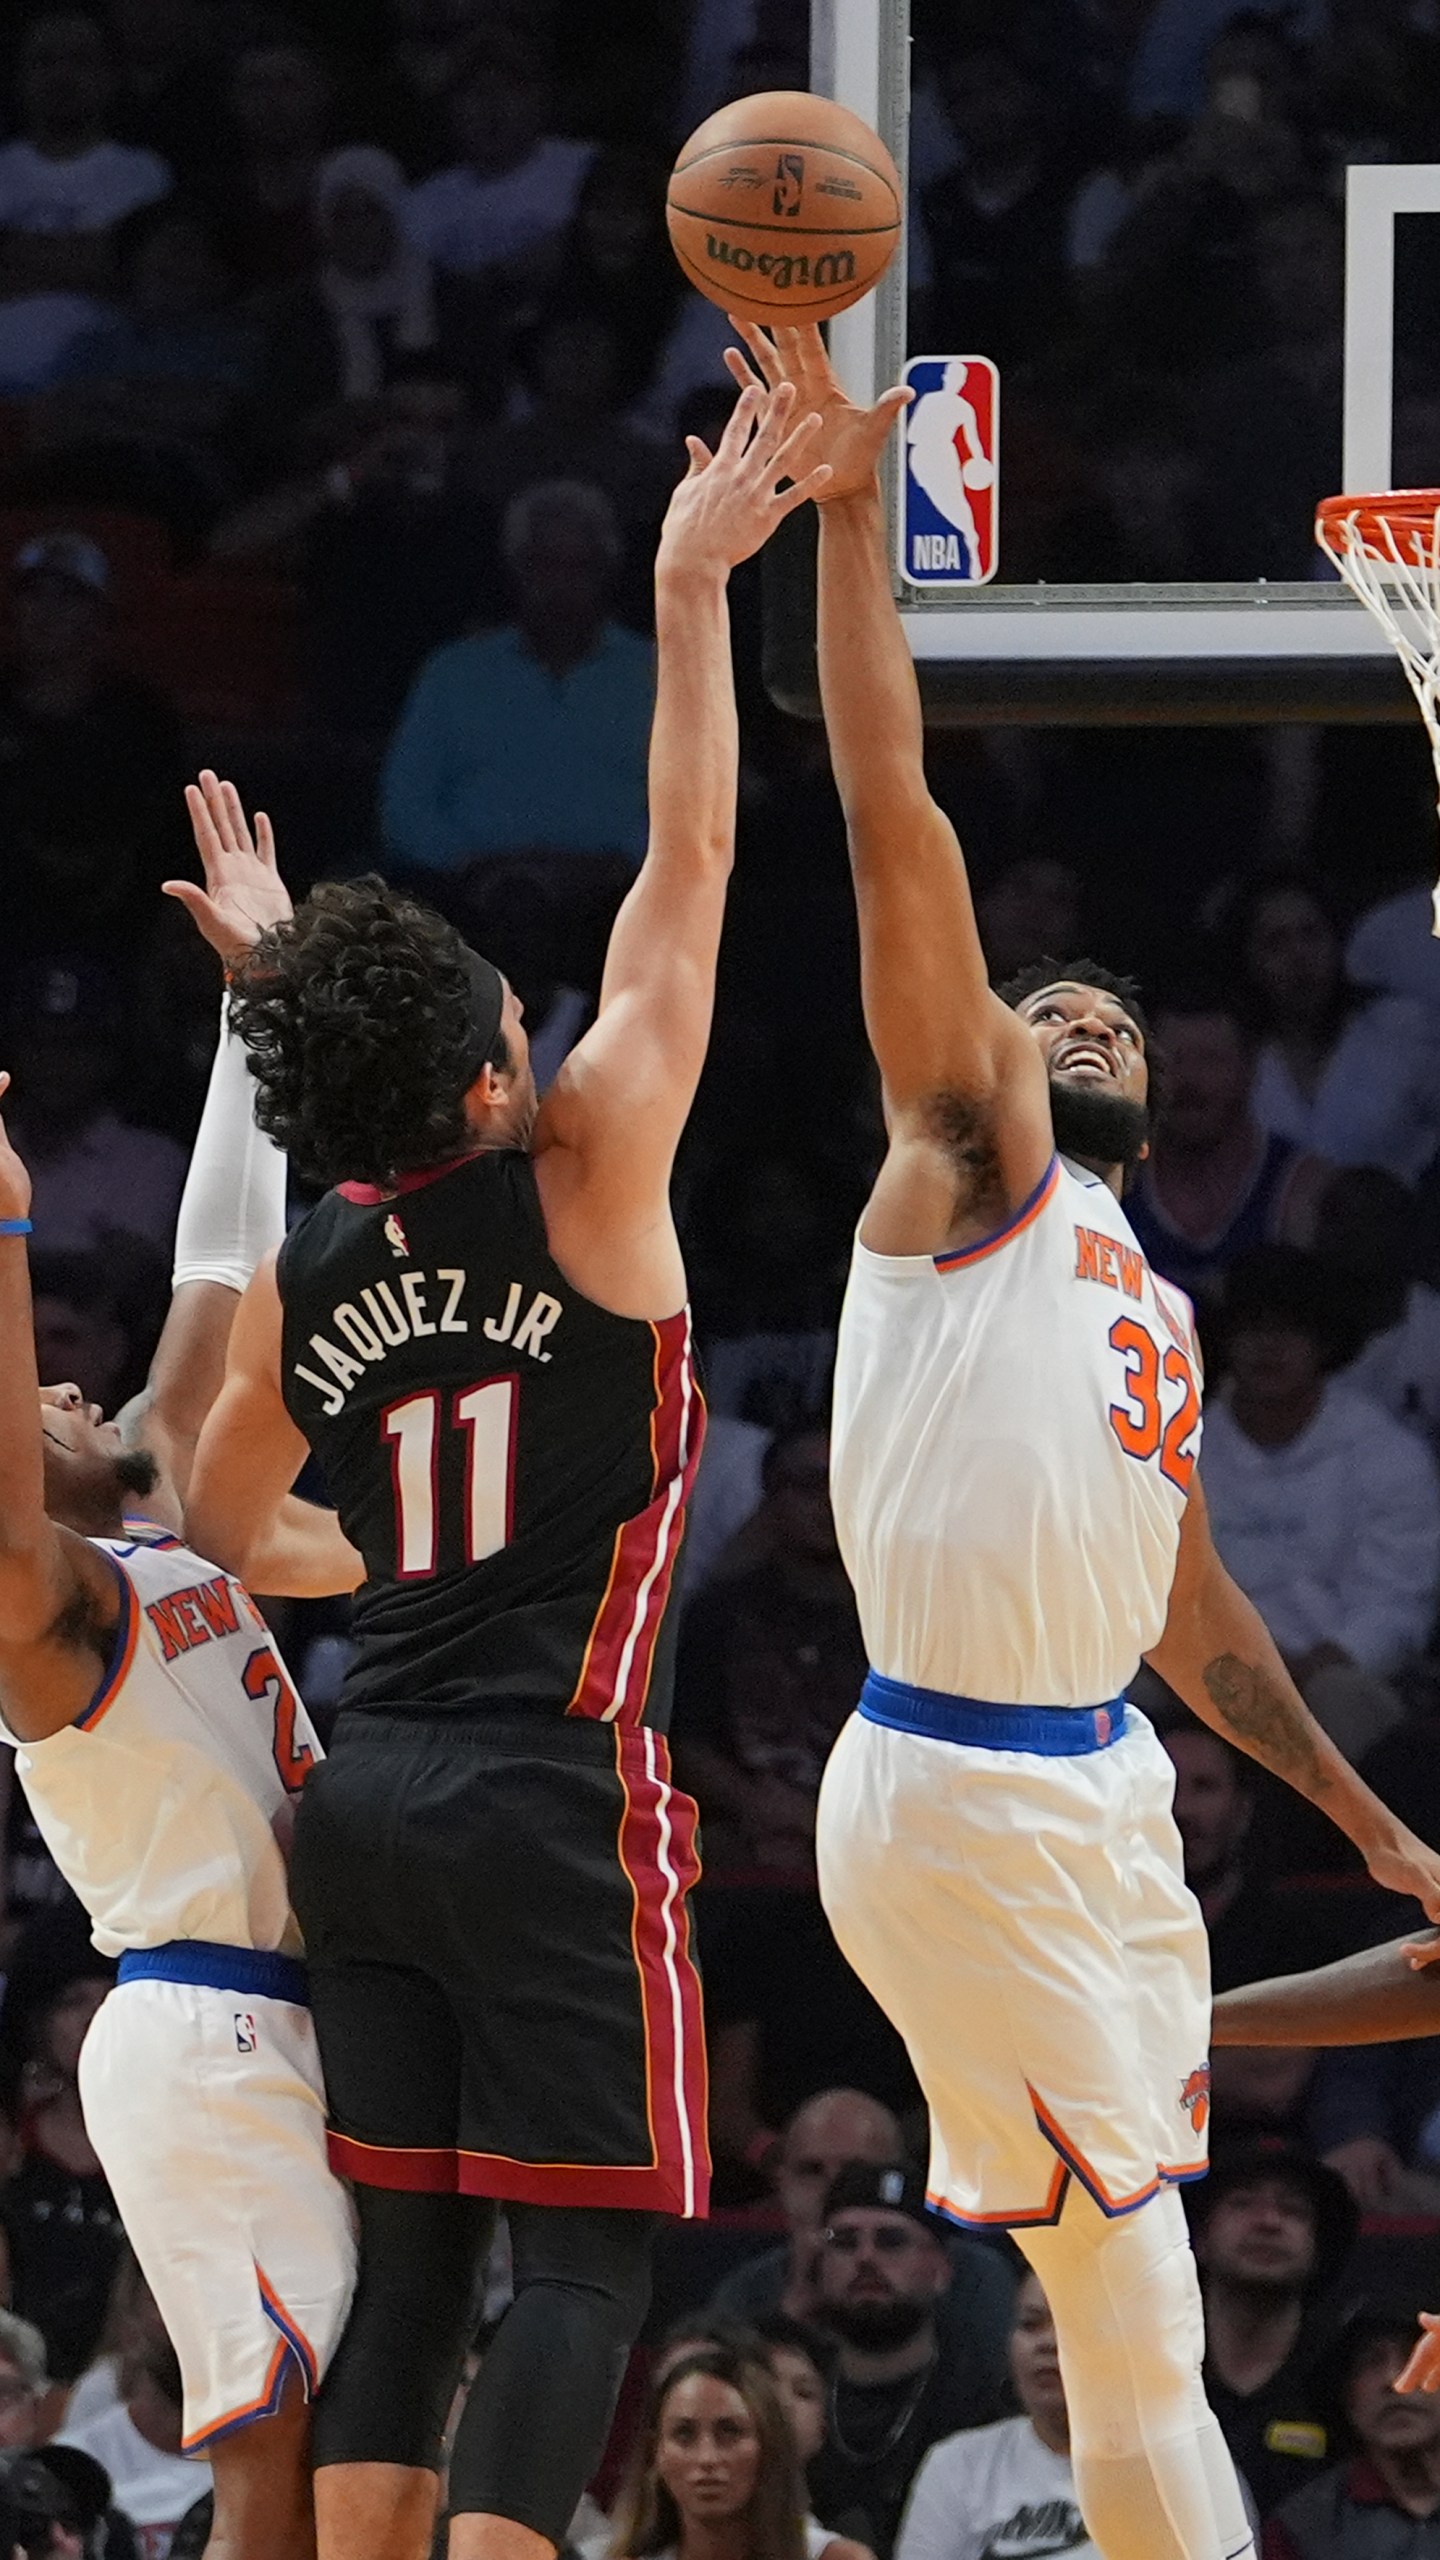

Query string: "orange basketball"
[666, 91, 901, 325]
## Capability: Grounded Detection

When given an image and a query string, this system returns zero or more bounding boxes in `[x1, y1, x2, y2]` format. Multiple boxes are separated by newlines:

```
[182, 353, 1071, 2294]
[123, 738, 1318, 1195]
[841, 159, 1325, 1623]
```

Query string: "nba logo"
[234, 2013, 258, 2054]
[899, 356, 1000, 587]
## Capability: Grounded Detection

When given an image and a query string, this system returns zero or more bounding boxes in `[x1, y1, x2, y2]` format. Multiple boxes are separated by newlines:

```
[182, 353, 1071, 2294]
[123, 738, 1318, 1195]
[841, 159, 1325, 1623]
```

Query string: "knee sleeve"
[313, 2187, 495, 2473]
[449, 2204, 657, 2543]
[1023, 2187, 1204, 2462]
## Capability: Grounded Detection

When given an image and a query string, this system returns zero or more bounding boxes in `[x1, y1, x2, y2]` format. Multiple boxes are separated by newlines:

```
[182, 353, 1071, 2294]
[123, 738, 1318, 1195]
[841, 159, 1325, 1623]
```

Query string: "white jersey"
[0, 1523, 320, 1955]
[831, 1156, 1202, 1706]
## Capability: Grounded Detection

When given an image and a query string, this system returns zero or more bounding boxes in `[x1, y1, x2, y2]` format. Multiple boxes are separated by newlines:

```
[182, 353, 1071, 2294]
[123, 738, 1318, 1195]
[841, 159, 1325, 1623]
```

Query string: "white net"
[1316, 493, 1440, 934]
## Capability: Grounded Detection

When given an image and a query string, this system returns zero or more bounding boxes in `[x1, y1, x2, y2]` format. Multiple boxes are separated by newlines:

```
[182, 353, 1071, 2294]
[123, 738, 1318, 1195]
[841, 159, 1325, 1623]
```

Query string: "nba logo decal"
[899, 356, 999, 587]
[234, 2012, 258, 2054]
[384, 1211, 410, 1261]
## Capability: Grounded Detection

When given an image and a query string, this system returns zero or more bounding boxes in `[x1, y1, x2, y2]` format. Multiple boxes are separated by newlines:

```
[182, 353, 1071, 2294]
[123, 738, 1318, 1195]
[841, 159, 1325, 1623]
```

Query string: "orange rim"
[1317, 489, 1440, 559]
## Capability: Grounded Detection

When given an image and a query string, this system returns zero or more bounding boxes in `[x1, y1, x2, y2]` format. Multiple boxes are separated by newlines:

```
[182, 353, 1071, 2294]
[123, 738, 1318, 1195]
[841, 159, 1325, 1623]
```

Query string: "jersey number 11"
[382, 1378, 519, 1577]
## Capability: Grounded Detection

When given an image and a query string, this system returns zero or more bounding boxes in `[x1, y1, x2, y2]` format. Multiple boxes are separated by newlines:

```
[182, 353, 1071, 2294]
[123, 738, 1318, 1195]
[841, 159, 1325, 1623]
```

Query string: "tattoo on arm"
[1201, 1652, 1331, 1799]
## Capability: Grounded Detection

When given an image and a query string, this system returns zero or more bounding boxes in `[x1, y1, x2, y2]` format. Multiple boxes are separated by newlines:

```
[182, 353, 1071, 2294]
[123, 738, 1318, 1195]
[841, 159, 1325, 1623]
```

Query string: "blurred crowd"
[6, 0, 1440, 2555]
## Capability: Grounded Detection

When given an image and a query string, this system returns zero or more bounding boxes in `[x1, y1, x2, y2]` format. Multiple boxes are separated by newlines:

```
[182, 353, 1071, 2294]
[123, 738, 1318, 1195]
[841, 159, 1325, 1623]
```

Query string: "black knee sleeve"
[313, 2187, 495, 2473]
[448, 2204, 657, 2542]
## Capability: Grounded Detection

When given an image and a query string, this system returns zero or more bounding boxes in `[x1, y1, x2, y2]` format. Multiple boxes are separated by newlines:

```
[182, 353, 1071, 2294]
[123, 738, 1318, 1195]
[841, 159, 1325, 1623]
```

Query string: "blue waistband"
[859, 1670, 1128, 1756]
[117, 1941, 309, 2005]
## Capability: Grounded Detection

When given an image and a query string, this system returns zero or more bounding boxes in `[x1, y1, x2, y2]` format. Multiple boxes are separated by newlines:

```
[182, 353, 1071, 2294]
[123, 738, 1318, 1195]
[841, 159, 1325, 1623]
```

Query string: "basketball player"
[181, 380, 831, 2560]
[727, 320, 1440, 2560]
[0, 776, 359, 2559]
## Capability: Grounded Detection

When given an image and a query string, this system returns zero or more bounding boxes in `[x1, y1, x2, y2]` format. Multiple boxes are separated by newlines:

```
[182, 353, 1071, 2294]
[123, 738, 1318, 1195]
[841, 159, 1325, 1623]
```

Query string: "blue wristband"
[0, 1219, 31, 1236]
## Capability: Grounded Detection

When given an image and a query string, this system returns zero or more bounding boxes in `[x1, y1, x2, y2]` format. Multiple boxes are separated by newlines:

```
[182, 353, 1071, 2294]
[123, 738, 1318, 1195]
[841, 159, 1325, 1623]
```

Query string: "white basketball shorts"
[79, 1966, 356, 2450]
[816, 1698, 1212, 2228]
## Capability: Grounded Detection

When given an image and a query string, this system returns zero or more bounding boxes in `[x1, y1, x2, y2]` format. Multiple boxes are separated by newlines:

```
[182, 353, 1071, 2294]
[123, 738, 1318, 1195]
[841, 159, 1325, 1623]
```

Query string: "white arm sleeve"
[171, 993, 288, 1293]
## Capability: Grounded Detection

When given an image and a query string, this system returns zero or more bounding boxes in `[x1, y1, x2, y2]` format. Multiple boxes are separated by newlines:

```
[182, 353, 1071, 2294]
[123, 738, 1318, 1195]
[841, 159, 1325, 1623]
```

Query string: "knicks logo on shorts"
[1179, 2064, 1211, 2135]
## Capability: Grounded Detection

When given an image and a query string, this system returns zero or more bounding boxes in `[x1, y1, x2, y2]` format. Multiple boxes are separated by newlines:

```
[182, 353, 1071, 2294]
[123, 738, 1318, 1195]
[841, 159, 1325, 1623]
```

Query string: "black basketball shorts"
[290, 1712, 709, 2217]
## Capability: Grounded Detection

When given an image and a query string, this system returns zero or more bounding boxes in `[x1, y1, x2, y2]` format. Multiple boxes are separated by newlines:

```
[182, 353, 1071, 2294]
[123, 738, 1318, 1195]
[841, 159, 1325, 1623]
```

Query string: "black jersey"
[276, 1149, 703, 1724]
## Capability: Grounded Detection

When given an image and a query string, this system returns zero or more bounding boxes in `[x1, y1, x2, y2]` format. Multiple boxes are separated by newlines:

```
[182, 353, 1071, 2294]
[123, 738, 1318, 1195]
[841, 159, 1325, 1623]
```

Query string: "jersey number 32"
[1107, 1317, 1200, 1495]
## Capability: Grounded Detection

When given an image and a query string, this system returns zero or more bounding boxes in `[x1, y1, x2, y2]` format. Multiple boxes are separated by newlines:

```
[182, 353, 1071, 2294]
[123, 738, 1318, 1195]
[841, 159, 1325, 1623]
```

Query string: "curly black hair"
[228, 876, 508, 1189]
[995, 954, 1151, 1041]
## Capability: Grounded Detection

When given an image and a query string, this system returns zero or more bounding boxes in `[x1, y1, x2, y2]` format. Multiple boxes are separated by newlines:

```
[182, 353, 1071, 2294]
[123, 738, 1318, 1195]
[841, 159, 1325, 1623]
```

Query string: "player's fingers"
[1405, 1935, 1440, 1969]
[183, 780, 222, 871]
[772, 461, 834, 518]
[747, 379, 799, 467]
[254, 810, 277, 869]
[682, 434, 712, 474]
[197, 768, 237, 852]
[0, 1070, 10, 1102]
[161, 879, 217, 926]
[872, 383, 915, 425]
[220, 776, 255, 855]
[1399, 2318, 1440, 2391]
[716, 378, 763, 460]
[767, 409, 823, 481]
[726, 315, 783, 384]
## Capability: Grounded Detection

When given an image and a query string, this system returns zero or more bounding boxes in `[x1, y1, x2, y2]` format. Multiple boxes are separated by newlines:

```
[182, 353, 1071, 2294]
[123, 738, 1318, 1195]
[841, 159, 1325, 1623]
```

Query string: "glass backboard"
[765, 0, 1438, 723]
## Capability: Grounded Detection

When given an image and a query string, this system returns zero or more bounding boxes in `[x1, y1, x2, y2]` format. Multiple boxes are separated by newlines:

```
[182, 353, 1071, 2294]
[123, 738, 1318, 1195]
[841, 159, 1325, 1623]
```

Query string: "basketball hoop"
[1316, 490, 1440, 934]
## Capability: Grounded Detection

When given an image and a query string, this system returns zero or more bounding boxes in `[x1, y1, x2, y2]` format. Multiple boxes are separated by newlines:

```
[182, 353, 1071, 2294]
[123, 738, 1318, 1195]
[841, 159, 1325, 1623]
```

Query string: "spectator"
[680, 1411, 771, 1595]
[806, 2167, 1007, 2560]
[1310, 1167, 1440, 1442]
[0, 10, 171, 390]
[33, 2440, 138, 2558]
[754, 2317, 877, 2560]
[974, 857, 1084, 988]
[1191, 2139, 1358, 2521]
[688, 1154, 856, 1430]
[672, 1427, 866, 1876]
[471, 308, 671, 606]
[165, 2498, 210, 2560]
[1201, 1246, 1440, 1758]
[535, 147, 681, 406]
[201, 37, 334, 290]
[4, 963, 186, 1257]
[919, 46, 1077, 374]
[30, 197, 253, 540]
[0, 2450, 87, 2560]
[609, 2341, 826, 2560]
[6, 1972, 120, 2384]
[405, 30, 595, 286]
[253, 145, 449, 430]
[213, 358, 498, 738]
[0, 534, 187, 956]
[1232, 880, 1440, 1184]
[1265, 2303, 1440, 2558]
[380, 477, 653, 878]
[57, 2275, 208, 2556]
[894, 2268, 1098, 2560]
[0, 2318, 47, 2454]
[1125, 990, 1314, 1298]
[710, 2090, 909, 2326]
[28, 1244, 167, 1413]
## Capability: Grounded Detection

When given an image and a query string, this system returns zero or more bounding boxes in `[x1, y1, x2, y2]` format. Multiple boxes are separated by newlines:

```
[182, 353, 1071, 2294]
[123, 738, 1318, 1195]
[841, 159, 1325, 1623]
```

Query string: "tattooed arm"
[1146, 1476, 1440, 1922]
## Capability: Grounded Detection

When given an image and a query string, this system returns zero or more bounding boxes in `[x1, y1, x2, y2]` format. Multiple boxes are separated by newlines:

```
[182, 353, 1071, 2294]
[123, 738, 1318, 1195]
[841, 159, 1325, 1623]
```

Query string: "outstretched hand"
[165, 770, 293, 967]
[0, 1073, 30, 1226]
[659, 376, 832, 576]
[724, 318, 912, 504]
[1367, 1826, 1440, 1930]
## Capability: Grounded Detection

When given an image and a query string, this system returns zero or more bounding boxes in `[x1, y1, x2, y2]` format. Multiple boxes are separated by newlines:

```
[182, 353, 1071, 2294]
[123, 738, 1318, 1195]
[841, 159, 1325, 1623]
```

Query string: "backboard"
[765, 0, 1440, 723]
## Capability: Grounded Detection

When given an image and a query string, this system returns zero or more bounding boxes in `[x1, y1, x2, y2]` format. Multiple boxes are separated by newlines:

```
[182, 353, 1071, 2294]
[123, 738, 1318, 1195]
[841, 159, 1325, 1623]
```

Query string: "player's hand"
[725, 318, 911, 504]
[659, 377, 831, 575]
[1400, 2313, 1440, 2393]
[165, 770, 293, 966]
[1364, 1823, 1440, 1928]
[0, 1074, 30, 1227]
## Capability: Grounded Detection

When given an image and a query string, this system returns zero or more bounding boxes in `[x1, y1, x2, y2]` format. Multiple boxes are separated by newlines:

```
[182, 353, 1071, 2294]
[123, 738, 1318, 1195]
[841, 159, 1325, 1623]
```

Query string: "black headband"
[458, 948, 505, 1086]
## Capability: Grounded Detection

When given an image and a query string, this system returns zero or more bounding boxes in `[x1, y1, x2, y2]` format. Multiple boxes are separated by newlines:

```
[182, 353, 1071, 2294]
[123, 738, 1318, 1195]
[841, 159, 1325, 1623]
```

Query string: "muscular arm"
[184, 1259, 364, 1599]
[1213, 1938, 1440, 2047]
[1148, 1476, 1440, 1916]
[0, 1135, 121, 1743]
[533, 384, 828, 1314]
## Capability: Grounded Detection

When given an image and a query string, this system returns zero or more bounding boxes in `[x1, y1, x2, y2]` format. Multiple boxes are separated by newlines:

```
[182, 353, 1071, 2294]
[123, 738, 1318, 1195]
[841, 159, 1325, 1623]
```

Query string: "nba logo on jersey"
[384, 1212, 410, 1260]
[234, 2013, 258, 2054]
[898, 356, 1000, 588]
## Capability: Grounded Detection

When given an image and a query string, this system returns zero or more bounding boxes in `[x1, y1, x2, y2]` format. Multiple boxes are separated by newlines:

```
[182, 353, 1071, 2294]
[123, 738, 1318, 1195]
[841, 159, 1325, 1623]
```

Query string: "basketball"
[666, 91, 901, 325]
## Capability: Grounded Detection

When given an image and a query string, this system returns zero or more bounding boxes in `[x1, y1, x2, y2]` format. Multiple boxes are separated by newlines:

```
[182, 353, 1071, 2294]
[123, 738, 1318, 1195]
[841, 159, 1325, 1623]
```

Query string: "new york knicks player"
[729, 320, 1440, 2560]
[182, 381, 831, 2560]
[0, 777, 357, 2560]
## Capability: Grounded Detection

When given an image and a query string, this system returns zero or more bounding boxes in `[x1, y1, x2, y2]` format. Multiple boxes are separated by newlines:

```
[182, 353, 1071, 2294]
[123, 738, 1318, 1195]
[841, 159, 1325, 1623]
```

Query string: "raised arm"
[727, 324, 1051, 1252]
[0, 1085, 124, 1743]
[117, 774, 293, 1512]
[184, 1257, 364, 1599]
[1148, 1473, 1440, 1920]
[532, 380, 829, 1300]
[1212, 1939, 1440, 2048]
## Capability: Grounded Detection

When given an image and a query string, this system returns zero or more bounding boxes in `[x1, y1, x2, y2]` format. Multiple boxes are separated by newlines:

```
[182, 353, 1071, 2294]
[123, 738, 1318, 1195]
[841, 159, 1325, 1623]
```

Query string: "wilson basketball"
[666, 92, 901, 325]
